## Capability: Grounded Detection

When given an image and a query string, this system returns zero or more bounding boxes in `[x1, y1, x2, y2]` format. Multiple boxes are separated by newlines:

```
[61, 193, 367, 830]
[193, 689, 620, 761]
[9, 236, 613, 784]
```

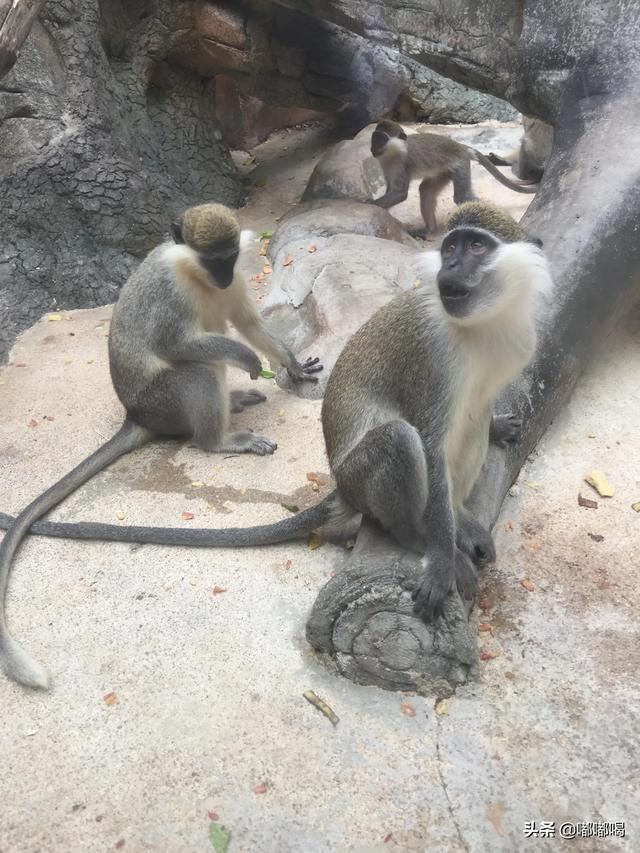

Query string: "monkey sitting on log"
[0, 202, 551, 690]
[369, 119, 539, 237]
[0, 202, 321, 689]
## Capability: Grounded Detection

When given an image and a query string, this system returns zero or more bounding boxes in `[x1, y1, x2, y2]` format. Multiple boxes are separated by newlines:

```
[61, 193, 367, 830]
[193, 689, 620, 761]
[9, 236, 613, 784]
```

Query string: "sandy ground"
[0, 123, 638, 852]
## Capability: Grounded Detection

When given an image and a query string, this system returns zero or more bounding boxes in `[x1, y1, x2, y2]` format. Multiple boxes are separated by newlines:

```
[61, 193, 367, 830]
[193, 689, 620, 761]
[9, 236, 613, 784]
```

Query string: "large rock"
[301, 137, 385, 203]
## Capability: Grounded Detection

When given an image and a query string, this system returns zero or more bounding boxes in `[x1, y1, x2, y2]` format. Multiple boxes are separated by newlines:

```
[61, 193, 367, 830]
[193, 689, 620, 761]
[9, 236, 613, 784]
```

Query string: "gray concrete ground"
[0, 124, 638, 852]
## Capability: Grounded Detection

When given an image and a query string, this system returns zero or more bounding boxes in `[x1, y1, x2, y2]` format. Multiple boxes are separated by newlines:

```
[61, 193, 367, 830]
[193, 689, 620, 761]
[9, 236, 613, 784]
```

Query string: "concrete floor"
[0, 124, 638, 852]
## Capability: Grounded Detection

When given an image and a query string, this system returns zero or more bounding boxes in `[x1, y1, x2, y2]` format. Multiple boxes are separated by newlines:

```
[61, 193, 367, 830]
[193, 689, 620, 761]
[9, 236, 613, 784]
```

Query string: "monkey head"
[437, 203, 545, 324]
[371, 119, 408, 158]
[172, 203, 241, 288]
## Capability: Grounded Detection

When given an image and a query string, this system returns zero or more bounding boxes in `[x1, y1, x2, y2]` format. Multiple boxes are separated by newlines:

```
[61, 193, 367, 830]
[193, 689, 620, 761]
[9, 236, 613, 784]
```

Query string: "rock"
[301, 137, 385, 202]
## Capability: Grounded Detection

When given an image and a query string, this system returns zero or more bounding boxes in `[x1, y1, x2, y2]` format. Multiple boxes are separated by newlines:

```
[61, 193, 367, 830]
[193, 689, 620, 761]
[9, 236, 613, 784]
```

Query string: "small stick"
[303, 690, 339, 727]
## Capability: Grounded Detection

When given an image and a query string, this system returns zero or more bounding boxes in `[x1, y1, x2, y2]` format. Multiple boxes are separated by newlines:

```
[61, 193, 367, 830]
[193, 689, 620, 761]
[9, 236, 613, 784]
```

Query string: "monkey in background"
[0, 203, 321, 689]
[487, 116, 553, 182]
[369, 119, 538, 237]
[0, 202, 551, 688]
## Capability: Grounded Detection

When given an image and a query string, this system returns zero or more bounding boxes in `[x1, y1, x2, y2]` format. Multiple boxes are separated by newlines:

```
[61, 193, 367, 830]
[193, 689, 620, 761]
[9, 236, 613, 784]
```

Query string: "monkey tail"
[0, 491, 349, 550]
[469, 148, 539, 194]
[0, 419, 151, 689]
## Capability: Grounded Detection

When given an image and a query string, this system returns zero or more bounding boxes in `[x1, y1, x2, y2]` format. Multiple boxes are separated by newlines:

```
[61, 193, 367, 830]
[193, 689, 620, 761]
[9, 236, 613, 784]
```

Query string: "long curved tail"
[470, 148, 539, 194]
[0, 419, 151, 689]
[0, 491, 343, 549]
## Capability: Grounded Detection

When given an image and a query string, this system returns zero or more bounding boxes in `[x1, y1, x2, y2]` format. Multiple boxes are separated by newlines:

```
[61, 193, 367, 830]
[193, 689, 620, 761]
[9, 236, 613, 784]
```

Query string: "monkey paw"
[230, 389, 267, 413]
[489, 413, 522, 447]
[247, 434, 278, 455]
[454, 550, 478, 602]
[412, 548, 456, 621]
[456, 512, 496, 566]
[287, 356, 324, 383]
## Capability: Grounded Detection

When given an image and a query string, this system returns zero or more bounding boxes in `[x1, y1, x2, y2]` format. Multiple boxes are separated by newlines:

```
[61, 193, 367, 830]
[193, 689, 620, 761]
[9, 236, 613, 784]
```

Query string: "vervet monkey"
[369, 119, 538, 236]
[1, 203, 551, 688]
[0, 203, 321, 689]
[488, 116, 553, 182]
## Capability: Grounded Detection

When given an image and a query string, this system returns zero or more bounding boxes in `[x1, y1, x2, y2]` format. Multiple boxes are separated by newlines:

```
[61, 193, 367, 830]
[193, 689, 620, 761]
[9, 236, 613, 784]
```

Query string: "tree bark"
[0, 0, 46, 78]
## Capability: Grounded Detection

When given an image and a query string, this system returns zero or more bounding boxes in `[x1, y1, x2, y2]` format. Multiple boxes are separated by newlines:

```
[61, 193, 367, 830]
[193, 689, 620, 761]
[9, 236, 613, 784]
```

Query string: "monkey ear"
[527, 236, 543, 248]
[171, 219, 184, 244]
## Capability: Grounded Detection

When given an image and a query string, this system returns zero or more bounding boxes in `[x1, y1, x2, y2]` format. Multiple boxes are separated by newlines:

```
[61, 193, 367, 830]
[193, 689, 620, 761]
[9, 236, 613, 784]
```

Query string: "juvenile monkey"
[487, 116, 553, 182]
[369, 119, 538, 236]
[1, 203, 551, 689]
[0, 202, 321, 688]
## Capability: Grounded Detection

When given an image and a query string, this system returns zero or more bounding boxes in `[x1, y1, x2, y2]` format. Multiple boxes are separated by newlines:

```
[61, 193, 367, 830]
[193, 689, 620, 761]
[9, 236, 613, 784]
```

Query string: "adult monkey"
[0, 202, 551, 689]
[487, 116, 554, 183]
[369, 119, 539, 236]
[0, 202, 321, 689]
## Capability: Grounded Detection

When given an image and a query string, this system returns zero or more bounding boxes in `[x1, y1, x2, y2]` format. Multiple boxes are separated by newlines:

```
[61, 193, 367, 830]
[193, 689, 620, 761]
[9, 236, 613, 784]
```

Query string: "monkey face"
[371, 122, 407, 157]
[437, 227, 500, 320]
[371, 129, 389, 157]
[198, 251, 239, 288]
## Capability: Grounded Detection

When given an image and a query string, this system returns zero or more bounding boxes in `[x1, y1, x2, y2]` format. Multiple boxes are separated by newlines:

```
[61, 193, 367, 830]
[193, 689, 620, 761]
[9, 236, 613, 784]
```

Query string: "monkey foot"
[306, 524, 476, 696]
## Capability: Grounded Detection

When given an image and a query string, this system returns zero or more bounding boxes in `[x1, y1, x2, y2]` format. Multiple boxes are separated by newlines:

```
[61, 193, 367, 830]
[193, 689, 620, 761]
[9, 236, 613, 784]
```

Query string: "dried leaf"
[520, 578, 535, 592]
[207, 812, 219, 822]
[588, 532, 604, 542]
[478, 623, 493, 633]
[584, 470, 614, 497]
[282, 255, 294, 267]
[209, 822, 231, 853]
[307, 531, 322, 550]
[505, 520, 514, 531]
[303, 690, 339, 726]
[115, 840, 125, 850]
[308, 244, 317, 253]
[480, 650, 502, 661]
[47, 314, 62, 322]
[281, 503, 300, 513]
[632, 502, 640, 513]
[115, 511, 125, 521]
[103, 692, 119, 705]
[578, 493, 598, 509]
[400, 701, 416, 717]
[181, 511, 195, 520]
[259, 239, 270, 256]
[487, 802, 505, 836]
[27, 418, 38, 428]
[44, 415, 55, 421]
[504, 671, 515, 680]
[212, 586, 227, 596]
[254, 784, 268, 794]
[435, 699, 448, 716]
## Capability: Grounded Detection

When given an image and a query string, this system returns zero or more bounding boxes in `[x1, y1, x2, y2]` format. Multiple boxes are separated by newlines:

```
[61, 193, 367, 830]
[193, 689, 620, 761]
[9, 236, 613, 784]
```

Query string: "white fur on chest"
[163, 243, 232, 334]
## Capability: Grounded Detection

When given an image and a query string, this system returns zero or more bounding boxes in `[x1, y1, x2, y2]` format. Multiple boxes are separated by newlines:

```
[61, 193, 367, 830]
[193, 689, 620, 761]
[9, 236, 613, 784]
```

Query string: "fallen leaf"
[27, 418, 38, 428]
[260, 368, 276, 379]
[181, 511, 195, 520]
[207, 811, 219, 821]
[212, 586, 227, 596]
[584, 470, 614, 497]
[281, 503, 300, 513]
[258, 229, 273, 240]
[478, 623, 493, 633]
[435, 699, 448, 716]
[383, 832, 393, 843]
[632, 502, 640, 513]
[308, 244, 317, 253]
[44, 415, 55, 421]
[504, 671, 516, 680]
[307, 531, 322, 550]
[254, 784, 268, 794]
[262, 264, 272, 275]
[103, 692, 119, 705]
[520, 578, 535, 592]
[115, 511, 125, 521]
[48, 314, 62, 322]
[480, 650, 502, 661]
[259, 239, 269, 256]
[487, 802, 505, 836]
[282, 255, 294, 267]
[209, 822, 231, 853]
[115, 841, 125, 850]
[254, 176, 267, 188]
[401, 702, 416, 717]
[588, 532, 604, 542]
[505, 520, 514, 531]
[578, 493, 598, 509]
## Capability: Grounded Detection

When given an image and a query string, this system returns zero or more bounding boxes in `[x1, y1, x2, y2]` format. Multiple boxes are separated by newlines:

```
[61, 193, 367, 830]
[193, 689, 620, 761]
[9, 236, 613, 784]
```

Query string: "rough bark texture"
[0, 0, 243, 359]
[299, 1, 640, 692]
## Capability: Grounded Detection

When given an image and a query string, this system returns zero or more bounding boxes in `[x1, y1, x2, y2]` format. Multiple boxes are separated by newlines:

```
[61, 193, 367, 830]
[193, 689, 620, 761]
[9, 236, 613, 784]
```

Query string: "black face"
[437, 227, 500, 318]
[370, 125, 406, 157]
[171, 219, 238, 288]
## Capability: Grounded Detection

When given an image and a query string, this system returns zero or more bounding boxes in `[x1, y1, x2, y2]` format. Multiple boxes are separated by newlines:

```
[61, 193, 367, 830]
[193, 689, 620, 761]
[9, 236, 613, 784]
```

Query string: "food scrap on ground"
[520, 578, 535, 592]
[578, 493, 598, 509]
[584, 470, 615, 497]
[304, 690, 340, 726]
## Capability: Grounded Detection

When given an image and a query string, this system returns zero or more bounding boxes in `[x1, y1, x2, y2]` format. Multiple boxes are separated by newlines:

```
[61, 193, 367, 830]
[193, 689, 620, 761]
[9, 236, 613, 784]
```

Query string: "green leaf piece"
[260, 368, 276, 379]
[259, 230, 274, 239]
[209, 822, 231, 853]
[281, 503, 300, 513]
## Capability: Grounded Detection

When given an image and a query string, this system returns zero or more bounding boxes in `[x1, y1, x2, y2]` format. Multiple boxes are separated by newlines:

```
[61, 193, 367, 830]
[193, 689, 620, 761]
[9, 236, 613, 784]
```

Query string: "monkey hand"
[241, 348, 264, 380]
[412, 546, 457, 621]
[286, 356, 324, 383]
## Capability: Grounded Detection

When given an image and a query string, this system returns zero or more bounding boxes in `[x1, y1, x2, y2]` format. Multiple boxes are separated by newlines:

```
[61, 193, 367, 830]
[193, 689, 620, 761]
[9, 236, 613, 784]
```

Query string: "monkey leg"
[451, 160, 478, 205]
[417, 175, 450, 236]
[334, 419, 427, 550]
[489, 412, 522, 447]
[455, 506, 495, 566]
[213, 431, 277, 456]
[229, 389, 267, 413]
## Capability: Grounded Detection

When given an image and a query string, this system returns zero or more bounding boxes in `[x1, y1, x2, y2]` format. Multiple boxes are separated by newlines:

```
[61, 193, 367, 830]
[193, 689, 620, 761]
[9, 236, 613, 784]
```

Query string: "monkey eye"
[469, 241, 487, 255]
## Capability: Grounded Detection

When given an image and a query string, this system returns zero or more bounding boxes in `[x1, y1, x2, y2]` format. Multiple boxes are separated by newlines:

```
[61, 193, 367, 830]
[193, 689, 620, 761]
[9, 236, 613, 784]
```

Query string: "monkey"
[487, 116, 553, 183]
[0, 202, 322, 689]
[368, 119, 539, 237]
[0, 202, 550, 690]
